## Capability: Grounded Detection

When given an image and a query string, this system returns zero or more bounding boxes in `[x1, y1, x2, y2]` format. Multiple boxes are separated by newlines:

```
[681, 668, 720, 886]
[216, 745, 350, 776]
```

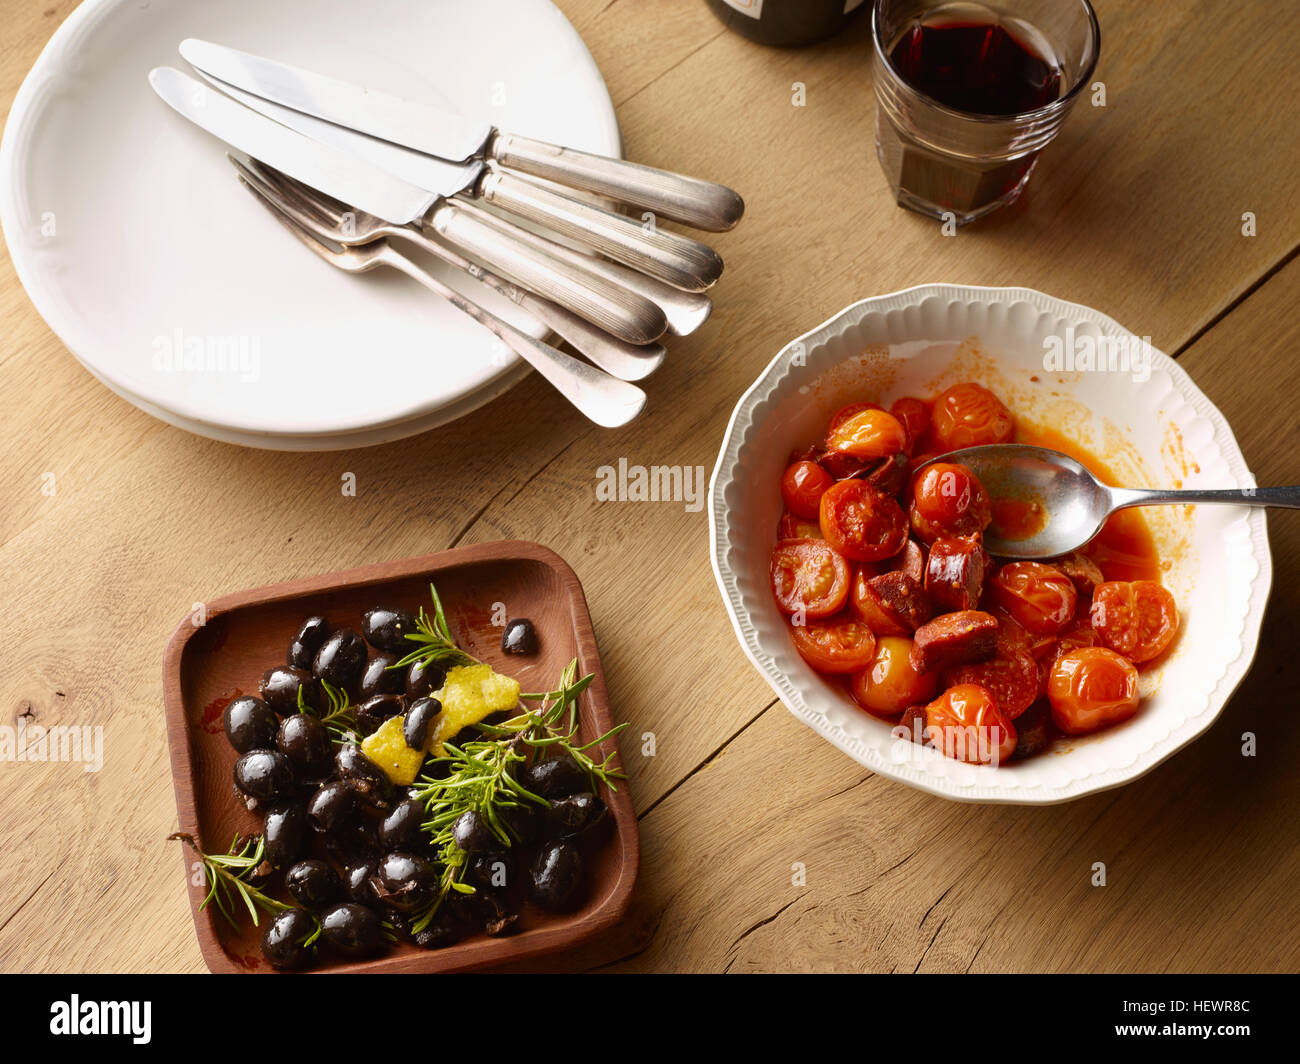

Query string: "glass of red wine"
[871, 0, 1100, 224]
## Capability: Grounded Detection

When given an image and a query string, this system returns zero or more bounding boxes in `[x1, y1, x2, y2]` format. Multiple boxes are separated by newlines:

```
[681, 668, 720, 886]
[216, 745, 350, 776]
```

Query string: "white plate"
[0, 0, 620, 441]
[710, 285, 1272, 804]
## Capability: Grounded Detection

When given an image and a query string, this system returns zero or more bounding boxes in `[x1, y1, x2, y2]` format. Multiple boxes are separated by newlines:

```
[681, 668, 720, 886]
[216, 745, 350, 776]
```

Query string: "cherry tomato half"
[769, 538, 850, 618]
[819, 480, 909, 563]
[1047, 647, 1140, 735]
[909, 462, 992, 541]
[851, 636, 936, 718]
[790, 614, 877, 674]
[945, 650, 1038, 720]
[825, 408, 909, 460]
[925, 683, 1018, 765]
[1089, 580, 1179, 663]
[777, 511, 823, 540]
[889, 397, 932, 444]
[990, 561, 1078, 635]
[931, 383, 1014, 451]
[780, 460, 835, 519]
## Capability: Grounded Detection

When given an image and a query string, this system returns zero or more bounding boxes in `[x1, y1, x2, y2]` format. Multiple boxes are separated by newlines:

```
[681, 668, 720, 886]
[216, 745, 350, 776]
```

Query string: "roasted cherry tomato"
[1089, 580, 1179, 663]
[819, 480, 909, 563]
[780, 460, 834, 519]
[1037, 619, 1100, 694]
[777, 511, 822, 540]
[851, 636, 936, 718]
[908, 462, 992, 541]
[945, 650, 1038, 720]
[1047, 647, 1140, 735]
[825, 408, 909, 460]
[790, 614, 877, 674]
[828, 402, 881, 433]
[931, 383, 1014, 451]
[769, 539, 850, 618]
[989, 561, 1078, 635]
[924, 684, 1018, 765]
[889, 397, 931, 444]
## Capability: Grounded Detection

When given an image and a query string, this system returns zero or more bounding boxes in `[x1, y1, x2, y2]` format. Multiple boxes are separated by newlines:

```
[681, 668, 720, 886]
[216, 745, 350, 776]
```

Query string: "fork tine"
[234, 171, 357, 270]
[246, 157, 352, 223]
[228, 155, 342, 236]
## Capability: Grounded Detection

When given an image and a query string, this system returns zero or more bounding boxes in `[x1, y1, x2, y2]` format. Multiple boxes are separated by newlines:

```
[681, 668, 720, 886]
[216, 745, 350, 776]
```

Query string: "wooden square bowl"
[162, 540, 638, 973]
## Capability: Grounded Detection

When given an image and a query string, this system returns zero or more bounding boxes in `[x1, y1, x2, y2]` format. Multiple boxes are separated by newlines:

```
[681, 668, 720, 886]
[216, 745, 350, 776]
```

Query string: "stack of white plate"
[0, 0, 622, 450]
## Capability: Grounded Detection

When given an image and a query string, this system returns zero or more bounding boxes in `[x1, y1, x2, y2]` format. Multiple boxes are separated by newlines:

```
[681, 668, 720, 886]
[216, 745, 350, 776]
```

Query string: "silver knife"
[178, 38, 744, 234]
[148, 67, 666, 345]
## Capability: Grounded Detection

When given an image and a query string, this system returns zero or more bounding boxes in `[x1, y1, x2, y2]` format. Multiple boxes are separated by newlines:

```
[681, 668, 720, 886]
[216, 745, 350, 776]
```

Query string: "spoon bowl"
[924, 444, 1299, 559]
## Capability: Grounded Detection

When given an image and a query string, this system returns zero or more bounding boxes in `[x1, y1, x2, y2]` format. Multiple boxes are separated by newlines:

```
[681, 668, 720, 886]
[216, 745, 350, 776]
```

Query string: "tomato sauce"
[1015, 423, 1163, 583]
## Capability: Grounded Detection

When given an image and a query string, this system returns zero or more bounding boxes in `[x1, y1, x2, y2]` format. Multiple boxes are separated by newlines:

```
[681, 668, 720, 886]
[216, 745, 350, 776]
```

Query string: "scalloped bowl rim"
[709, 284, 1272, 805]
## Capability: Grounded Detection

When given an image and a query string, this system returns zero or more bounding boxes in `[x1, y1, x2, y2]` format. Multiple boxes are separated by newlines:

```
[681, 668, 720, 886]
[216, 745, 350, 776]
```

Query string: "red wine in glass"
[889, 18, 1062, 116]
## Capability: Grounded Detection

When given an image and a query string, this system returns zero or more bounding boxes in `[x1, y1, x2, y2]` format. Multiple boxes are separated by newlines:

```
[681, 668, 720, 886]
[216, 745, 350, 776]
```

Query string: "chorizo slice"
[909, 610, 998, 674]
[1051, 552, 1104, 598]
[887, 538, 927, 584]
[858, 572, 932, 635]
[925, 535, 986, 612]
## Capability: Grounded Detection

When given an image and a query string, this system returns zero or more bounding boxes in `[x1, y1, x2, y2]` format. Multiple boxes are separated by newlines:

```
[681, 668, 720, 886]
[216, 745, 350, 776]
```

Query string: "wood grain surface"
[0, 0, 1296, 973]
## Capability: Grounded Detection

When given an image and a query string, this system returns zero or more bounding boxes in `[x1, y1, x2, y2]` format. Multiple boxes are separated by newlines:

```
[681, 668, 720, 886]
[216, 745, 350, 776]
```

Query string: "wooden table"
[1, 0, 1297, 974]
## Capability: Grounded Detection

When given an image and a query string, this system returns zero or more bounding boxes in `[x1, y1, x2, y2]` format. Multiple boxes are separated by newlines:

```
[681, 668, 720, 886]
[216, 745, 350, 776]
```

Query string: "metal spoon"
[924, 444, 1300, 559]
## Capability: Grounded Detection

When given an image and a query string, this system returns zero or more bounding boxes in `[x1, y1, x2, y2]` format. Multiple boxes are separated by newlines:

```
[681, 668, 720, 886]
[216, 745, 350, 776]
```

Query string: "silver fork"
[234, 170, 646, 428]
[231, 156, 665, 384]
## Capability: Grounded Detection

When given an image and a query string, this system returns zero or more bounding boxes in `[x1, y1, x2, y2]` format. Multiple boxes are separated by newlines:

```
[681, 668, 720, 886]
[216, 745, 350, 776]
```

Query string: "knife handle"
[447, 197, 712, 337]
[426, 200, 666, 346]
[490, 133, 744, 233]
[478, 170, 723, 293]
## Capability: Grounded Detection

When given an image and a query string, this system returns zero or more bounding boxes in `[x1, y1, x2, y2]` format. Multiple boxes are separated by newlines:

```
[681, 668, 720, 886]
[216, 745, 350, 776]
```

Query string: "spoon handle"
[1110, 485, 1300, 510]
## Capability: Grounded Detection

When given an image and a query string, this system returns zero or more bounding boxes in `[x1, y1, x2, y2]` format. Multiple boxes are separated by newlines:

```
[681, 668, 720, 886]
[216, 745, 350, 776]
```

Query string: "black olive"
[306, 780, 358, 834]
[405, 658, 444, 701]
[288, 615, 330, 669]
[464, 850, 516, 893]
[501, 803, 540, 845]
[375, 851, 438, 911]
[361, 606, 419, 653]
[520, 755, 586, 800]
[260, 665, 322, 713]
[233, 749, 295, 804]
[319, 902, 384, 959]
[223, 695, 279, 754]
[403, 697, 441, 749]
[413, 915, 463, 951]
[543, 792, 610, 845]
[262, 803, 309, 869]
[261, 908, 317, 970]
[356, 694, 404, 738]
[478, 892, 520, 937]
[285, 859, 345, 911]
[335, 744, 394, 810]
[528, 840, 586, 912]
[276, 713, 332, 771]
[501, 618, 539, 655]
[452, 809, 499, 852]
[359, 653, 405, 699]
[323, 816, 381, 866]
[379, 798, 427, 851]
[313, 628, 368, 690]
[344, 861, 378, 904]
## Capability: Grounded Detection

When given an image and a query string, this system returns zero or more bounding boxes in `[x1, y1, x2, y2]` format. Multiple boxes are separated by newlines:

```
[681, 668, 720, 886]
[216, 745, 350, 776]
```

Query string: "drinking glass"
[871, 0, 1100, 224]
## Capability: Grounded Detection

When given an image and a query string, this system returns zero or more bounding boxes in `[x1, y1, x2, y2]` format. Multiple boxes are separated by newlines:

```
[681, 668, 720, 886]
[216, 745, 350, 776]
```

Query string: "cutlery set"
[150, 41, 745, 427]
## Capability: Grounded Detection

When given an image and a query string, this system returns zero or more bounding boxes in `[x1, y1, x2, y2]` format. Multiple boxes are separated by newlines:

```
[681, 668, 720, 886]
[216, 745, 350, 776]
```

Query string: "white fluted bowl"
[710, 285, 1270, 804]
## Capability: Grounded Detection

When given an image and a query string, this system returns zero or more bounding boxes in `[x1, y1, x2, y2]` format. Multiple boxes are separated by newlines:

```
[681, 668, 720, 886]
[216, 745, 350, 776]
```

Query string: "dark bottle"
[705, 0, 866, 48]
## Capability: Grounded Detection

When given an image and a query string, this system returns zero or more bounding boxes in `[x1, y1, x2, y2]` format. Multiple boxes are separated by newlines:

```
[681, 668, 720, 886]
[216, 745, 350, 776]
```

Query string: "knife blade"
[149, 67, 667, 344]
[149, 66, 438, 224]
[189, 66, 484, 198]
[178, 38, 745, 232]
[180, 39, 491, 162]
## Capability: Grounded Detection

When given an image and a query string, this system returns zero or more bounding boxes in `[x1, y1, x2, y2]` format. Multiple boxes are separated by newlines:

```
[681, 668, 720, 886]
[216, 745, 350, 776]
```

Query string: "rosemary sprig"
[389, 583, 477, 674]
[298, 679, 359, 744]
[170, 832, 290, 930]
